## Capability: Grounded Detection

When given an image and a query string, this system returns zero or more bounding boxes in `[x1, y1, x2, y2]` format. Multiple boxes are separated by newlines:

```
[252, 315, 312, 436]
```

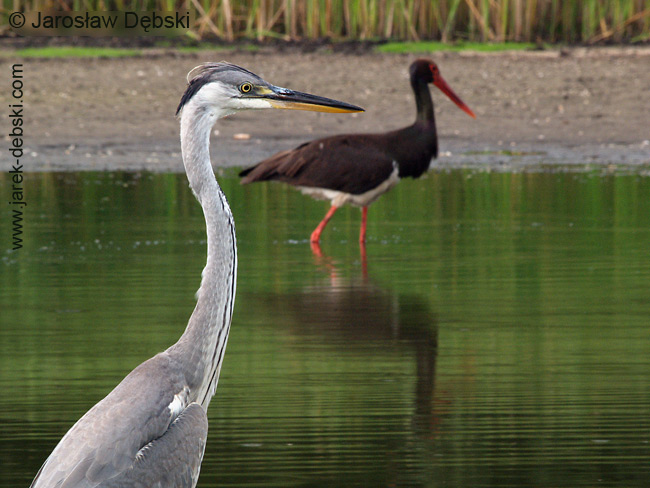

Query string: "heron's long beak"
[433, 76, 476, 119]
[263, 85, 364, 113]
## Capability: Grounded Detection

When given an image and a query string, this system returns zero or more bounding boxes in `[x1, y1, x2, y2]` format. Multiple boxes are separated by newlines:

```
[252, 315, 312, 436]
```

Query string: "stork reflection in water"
[240, 59, 475, 244]
[30, 62, 362, 488]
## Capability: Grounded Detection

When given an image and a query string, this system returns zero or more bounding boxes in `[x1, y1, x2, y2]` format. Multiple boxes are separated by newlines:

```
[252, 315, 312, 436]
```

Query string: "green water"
[2, 170, 650, 487]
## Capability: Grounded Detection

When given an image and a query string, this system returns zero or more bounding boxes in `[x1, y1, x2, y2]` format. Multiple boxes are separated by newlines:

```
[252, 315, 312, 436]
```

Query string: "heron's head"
[176, 62, 363, 118]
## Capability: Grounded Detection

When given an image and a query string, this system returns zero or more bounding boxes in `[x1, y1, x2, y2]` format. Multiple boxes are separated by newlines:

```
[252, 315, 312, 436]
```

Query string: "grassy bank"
[0, 40, 554, 59]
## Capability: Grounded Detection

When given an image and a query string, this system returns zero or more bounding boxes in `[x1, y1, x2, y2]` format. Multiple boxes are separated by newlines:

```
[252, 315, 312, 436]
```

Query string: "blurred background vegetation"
[1, 0, 649, 44]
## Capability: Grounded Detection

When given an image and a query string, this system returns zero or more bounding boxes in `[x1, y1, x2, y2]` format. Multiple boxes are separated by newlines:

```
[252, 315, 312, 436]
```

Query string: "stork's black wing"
[240, 134, 397, 196]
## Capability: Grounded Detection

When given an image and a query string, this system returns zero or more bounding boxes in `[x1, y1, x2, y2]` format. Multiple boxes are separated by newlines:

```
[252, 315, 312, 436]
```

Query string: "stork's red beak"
[433, 76, 476, 119]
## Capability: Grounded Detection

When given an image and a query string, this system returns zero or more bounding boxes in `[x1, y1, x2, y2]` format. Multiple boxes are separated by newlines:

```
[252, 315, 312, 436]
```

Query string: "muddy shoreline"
[1, 46, 649, 173]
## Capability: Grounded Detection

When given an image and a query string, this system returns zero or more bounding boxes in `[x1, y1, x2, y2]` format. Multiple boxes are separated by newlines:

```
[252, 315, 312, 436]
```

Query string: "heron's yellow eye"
[240, 83, 253, 93]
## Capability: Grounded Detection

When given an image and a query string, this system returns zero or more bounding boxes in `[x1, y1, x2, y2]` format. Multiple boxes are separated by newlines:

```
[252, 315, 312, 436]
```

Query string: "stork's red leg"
[310, 241, 324, 257]
[359, 240, 367, 277]
[359, 206, 368, 243]
[310, 206, 338, 243]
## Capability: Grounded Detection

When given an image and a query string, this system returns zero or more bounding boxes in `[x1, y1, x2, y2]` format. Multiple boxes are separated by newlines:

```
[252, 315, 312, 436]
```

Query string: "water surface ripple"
[1, 170, 649, 487]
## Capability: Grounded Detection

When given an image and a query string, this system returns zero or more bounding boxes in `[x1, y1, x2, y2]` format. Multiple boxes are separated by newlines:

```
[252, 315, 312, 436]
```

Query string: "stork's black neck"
[381, 75, 438, 178]
[411, 76, 435, 124]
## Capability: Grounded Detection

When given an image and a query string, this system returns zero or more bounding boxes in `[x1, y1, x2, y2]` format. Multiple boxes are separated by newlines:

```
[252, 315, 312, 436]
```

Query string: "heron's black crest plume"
[175, 62, 266, 116]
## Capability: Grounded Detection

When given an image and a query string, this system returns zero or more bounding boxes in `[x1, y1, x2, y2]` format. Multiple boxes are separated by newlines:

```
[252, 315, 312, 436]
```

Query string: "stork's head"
[409, 59, 476, 119]
[176, 62, 364, 119]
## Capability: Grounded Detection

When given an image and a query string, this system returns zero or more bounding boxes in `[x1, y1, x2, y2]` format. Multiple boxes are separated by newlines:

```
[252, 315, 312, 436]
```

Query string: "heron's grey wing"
[30, 353, 191, 488]
[99, 402, 208, 488]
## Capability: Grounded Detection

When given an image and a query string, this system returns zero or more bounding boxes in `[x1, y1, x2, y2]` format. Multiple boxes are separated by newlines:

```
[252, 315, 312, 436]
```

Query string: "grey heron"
[30, 62, 363, 488]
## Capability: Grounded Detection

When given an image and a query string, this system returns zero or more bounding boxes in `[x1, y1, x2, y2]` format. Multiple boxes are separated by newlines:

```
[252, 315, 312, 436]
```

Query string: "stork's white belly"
[298, 165, 400, 208]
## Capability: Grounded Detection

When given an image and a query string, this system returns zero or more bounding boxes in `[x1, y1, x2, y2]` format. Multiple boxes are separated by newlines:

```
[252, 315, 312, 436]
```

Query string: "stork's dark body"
[239, 59, 474, 243]
[240, 121, 437, 196]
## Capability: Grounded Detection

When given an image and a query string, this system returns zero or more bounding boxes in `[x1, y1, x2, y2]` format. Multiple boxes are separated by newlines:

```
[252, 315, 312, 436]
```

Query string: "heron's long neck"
[171, 103, 237, 409]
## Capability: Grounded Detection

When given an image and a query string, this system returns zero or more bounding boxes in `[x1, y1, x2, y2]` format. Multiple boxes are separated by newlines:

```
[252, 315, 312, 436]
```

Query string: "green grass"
[376, 41, 540, 54]
[175, 43, 260, 53]
[3, 46, 142, 58]
[1, 43, 259, 59]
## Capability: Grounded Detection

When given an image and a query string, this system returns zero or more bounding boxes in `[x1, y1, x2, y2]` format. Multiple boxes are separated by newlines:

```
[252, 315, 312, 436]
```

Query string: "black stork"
[239, 59, 475, 244]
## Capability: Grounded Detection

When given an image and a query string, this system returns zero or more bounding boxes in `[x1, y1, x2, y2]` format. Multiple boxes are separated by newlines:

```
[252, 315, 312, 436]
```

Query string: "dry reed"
[2, 0, 649, 43]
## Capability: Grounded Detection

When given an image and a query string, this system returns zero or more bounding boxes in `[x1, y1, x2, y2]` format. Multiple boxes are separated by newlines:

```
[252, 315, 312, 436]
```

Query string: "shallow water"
[2, 170, 650, 487]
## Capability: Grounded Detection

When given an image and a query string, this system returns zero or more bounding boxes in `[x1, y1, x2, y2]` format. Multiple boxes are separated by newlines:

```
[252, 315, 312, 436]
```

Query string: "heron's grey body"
[31, 64, 238, 488]
[30, 62, 362, 488]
